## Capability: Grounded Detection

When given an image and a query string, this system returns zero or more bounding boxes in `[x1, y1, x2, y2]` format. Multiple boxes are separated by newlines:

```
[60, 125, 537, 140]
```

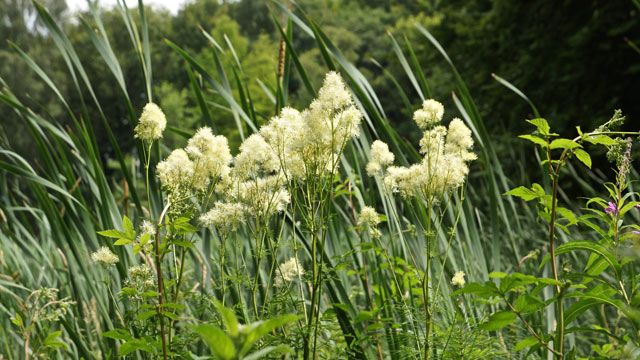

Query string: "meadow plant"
[89, 66, 483, 358]
[92, 72, 368, 359]
[1, 2, 585, 357]
[367, 99, 476, 359]
[457, 111, 640, 358]
[10, 288, 74, 360]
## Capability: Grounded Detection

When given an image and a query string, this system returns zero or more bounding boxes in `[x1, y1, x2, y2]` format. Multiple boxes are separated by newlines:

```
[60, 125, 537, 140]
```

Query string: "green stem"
[155, 203, 171, 360]
[546, 142, 563, 359]
[424, 203, 432, 360]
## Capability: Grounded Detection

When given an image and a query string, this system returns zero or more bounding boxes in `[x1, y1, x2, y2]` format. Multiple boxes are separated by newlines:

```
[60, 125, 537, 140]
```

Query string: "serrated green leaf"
[549, 138, 581, 150]
[97, 229, 128, 238]
[136, 310, 157, 321]
[139, 233, 151, 245]
[526, 118, 550, 135]
[119, 287, 139, 296]
[123, 216, 135, 238]
[43, 331, 62, 344]
[504, 186, 540, 201]
[141, 290, 160, 298]
[120, 340, 156, 356]
[584, 135, 618, 146]
[243, 345, 293, 360]
[114, 238, 132, 246]
[354, 310, 375, 323]
[238, 314, 301, 357]
[514, 336, 539, 351]
[488, 272, 507, 278]
[161, 311, 178, 320]
[450, 282, 499, 298]
[103, 328, 133, 341]
[172, 240, 194, 248]
[514, 294, 544, 313]
[518, 134, 548, 147]
[174, 222, 197, 235]
[556, 207, 578, 226]
[44, 340, 66, 349]
[478, 311, 517, 331]
[573, 149, 591, 168]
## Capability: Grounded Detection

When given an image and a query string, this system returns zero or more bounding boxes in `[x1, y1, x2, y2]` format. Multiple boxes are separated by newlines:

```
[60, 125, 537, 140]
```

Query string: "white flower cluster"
[91, 246, 119, 266]
[213, 72, 360, 218]
[274, 257, 305, 287]
[358, 206, 382, 239]
[359, 206, 380, 227]
[200, 201, 246, 232]
[156, 126, 232, 208]
[413, 99, 444, 130]
[154, 73, 361, 221]
[451, 270, 466, 287]
[258, 71, 362, 180]
[157, 149, 194, 189]
[368, 99, 476, 200]
[123, 264, 155, 298]
[185, 127, 232, 190]
[140, 220, 156, 237]
[366, 140, 395, 176]
[134, 103, 167, 141]
[231, 176, 290, 217]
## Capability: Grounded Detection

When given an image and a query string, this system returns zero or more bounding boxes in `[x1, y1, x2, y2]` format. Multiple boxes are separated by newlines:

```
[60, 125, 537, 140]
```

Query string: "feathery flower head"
[234, 134, 279, 178]
[260, 107, 304, 153]
[301, 72, 362, 169]
[134, 103, 167, 141]
[359, 206, 381, 228]
[274, 257, 305, 287]
[332, 105, 363, 142]
[377, 100, 475, 201]
[231, 176, 290, 216]
[91, 246, 119, 266]
[140, 220, 156, 237]
[445, 118, 474, 151]
[366, 140, 394, 176]
[383, 166, 417, 198]
[260, 107, 308, 178]
[419, 126, 447, 155]
[156, 149, 194, 188]
[451, 270, 466, 287]
[316, 71, 352, 110]
[186, 127, 232, 184]
[200, 202, 246, 231]
[414, 99, 444, 129]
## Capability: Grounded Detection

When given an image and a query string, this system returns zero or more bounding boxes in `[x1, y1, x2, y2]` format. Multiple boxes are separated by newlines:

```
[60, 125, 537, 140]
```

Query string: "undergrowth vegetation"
[1, 1, 639, 359]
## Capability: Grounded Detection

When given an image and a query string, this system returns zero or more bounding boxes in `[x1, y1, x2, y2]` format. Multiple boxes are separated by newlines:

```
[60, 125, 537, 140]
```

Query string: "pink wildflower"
[605, 202, 619, 216]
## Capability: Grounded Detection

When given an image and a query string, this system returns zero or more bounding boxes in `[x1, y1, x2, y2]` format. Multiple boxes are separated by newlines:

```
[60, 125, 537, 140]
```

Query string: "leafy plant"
[192, 301, 299, 360]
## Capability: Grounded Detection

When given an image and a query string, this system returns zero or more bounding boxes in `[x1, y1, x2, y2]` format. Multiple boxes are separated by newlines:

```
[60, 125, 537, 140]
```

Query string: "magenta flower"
[633, 231, 640, 235]
[636, 204, 640, 210]
[605, 202, 619, 216]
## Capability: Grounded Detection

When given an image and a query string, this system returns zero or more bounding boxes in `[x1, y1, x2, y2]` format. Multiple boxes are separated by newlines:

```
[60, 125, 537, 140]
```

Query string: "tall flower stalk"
[367, 99, 477, 359]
